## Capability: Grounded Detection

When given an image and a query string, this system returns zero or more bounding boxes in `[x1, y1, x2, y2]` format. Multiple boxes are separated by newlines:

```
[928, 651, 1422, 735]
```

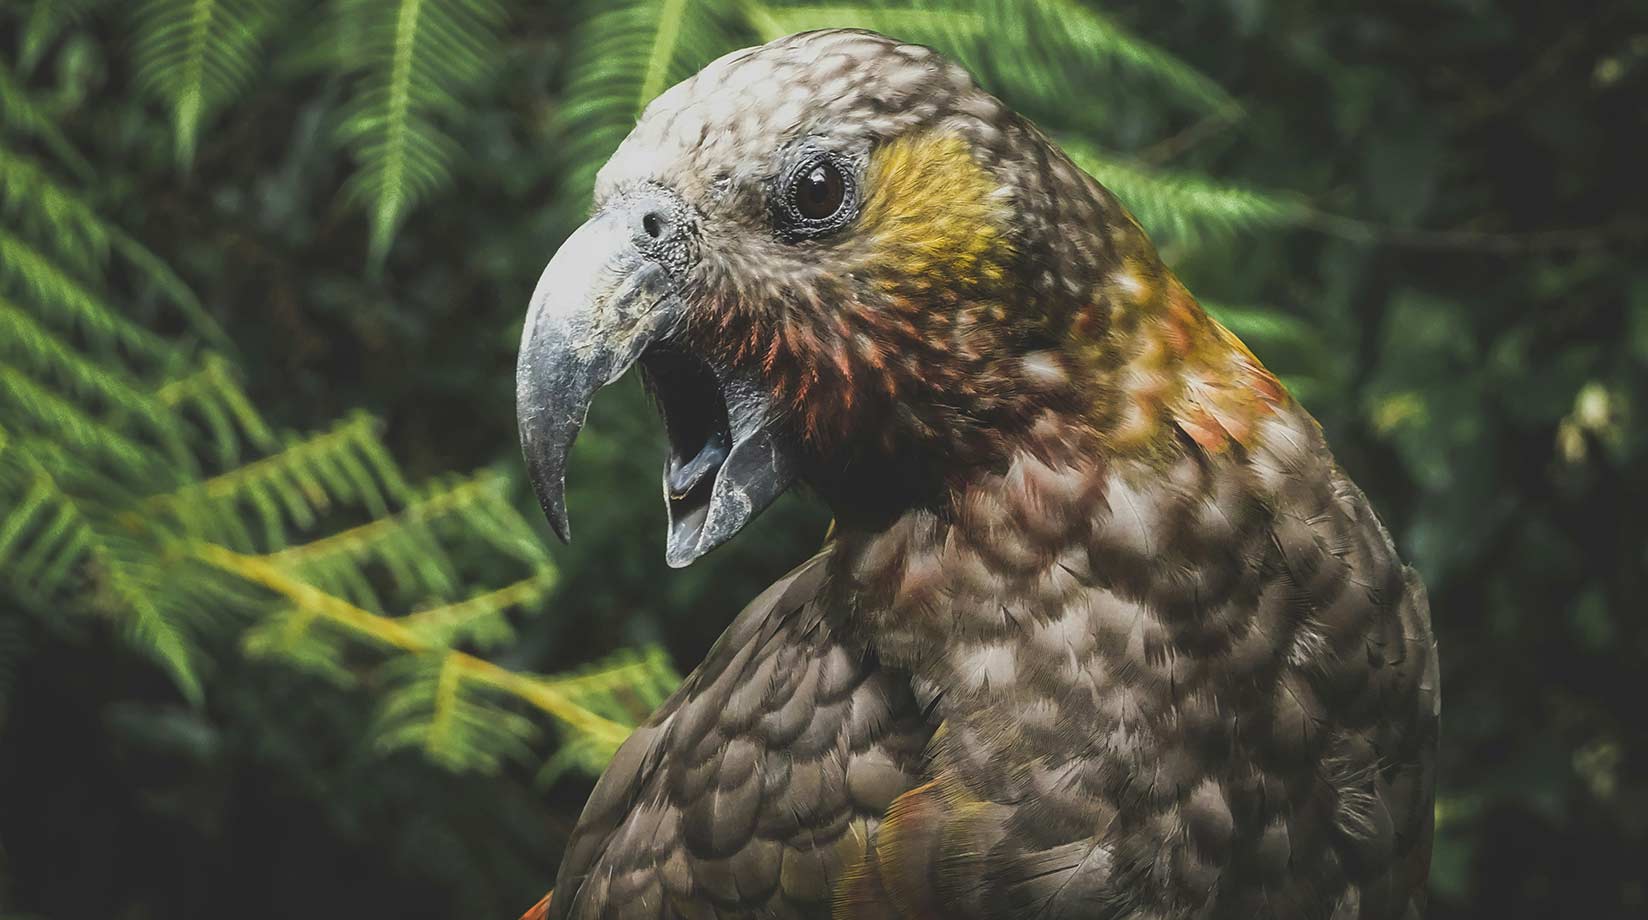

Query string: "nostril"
[642, 212, 666, 240]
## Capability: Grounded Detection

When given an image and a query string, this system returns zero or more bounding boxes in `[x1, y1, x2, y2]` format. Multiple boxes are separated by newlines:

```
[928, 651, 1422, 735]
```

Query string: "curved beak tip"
[545, 499, 571, 544]
[522, 453, 572, 543]
[663, 545, 695, 569]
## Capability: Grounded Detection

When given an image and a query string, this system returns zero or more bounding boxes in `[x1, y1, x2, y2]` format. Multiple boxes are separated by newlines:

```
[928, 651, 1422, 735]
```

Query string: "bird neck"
[822, 266, 1302, 677]
[1065, 255, 1290, 461]
[823, 398, 1319, 693]
[824, 417, 1113, 678]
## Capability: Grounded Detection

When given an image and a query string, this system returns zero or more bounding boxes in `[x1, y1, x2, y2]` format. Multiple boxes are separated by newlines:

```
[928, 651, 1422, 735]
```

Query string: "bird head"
[518, 29, 1280, 566]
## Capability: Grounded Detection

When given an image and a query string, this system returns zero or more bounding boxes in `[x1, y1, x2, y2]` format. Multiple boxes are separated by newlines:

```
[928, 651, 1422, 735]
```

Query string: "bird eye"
[795, 162, 845, 220]
[775, 152, 856, 241]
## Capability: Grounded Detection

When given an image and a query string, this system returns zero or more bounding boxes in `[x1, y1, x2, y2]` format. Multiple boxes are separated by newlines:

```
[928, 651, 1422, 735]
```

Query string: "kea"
[515, 29, 1439, 920]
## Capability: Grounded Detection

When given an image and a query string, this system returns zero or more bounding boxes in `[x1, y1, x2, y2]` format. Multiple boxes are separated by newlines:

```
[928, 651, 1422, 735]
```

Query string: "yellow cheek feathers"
[859, 133, 1012, 289]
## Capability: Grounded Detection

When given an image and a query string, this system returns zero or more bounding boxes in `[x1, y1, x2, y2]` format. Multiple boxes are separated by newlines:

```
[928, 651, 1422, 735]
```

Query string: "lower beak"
[516, 205, 795, 567]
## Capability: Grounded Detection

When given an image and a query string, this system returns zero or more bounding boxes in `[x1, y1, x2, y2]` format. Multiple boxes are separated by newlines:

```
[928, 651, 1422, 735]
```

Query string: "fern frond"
[1061, 142, 1308, 248]
[0, 229, 173, 361]
[0, 297, 181, 448]
[971, 0, 1232, 114]
[401, 568, 556, 650]
[455, 651, 660, 765]
[332, 0, 507, 263]
[0, 147, 226, 348]
[0, 363, 171, 478]
[132, 0, 281, 167]
[637, 0, 692, 107]
[259, 470, 543, 609]
[372, 652, 539, 773]
[740, 1, 1229, 120]
[0, 461, 210, 702]
[741, 1, 981, 50]
[98, 538, 207, 704]
[535, 645, 678, 725]
[147, 412, 411, 552]
[0, 475, 89, 595]
[155, 354, 278, 465]
[555, 0, 745, 205]
[530, 646, 680, 781]
[200, 543, 648, 770]
[241, 606, 358, 686]
[0, 59, 92, 178]
[0, 149, 110, 275]
[197, 543, 420, 649]
[13, 0, 112, 75]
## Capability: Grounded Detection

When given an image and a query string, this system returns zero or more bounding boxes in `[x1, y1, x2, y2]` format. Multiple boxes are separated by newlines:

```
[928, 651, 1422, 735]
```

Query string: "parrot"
[514, 29, 1439, 920]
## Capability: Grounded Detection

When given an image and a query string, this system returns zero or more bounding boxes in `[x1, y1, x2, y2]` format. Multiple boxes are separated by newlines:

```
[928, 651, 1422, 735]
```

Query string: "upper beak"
[516, 197, 796, 566]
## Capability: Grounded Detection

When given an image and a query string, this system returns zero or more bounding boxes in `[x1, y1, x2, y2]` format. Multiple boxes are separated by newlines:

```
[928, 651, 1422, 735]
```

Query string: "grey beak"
[516, 208, 683, 541]
[516, 199, 796, 565]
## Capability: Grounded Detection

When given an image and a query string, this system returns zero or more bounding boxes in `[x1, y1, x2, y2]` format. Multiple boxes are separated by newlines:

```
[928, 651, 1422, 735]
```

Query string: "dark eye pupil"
[795, 162, 844, 220]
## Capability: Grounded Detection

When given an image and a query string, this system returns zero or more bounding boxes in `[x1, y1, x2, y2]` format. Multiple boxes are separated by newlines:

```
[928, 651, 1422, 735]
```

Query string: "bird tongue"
[666, 430, 729, 499]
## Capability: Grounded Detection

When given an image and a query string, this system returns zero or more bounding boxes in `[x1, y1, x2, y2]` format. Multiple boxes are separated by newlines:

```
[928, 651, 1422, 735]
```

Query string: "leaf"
[0, 227, 175, 361]
[1061, 142, 1309, 248]
[331, 0, 507, 264]
[372, 653, 539, 774]
[16, 0, 111, 76]
[744, 1, 981, 46]
[0, 59, 94, 178]
[744, 0, 1231, 117]
[970, 0, 1232, 114]
[0, 296, 181, 448]
[132, 0, 282, 167]
[553, 0, 745, 208]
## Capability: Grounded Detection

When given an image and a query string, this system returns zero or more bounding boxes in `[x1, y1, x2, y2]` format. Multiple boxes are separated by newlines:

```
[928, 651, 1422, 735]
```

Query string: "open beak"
[516, 199, 796, 567]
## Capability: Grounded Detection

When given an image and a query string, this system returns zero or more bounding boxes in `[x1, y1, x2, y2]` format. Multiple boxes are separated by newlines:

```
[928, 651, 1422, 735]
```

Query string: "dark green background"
[2, 0, 1645, 917]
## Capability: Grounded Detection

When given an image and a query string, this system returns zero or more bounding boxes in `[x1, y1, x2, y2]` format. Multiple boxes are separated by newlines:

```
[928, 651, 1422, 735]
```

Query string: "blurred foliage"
[1, 0, 1645, 918]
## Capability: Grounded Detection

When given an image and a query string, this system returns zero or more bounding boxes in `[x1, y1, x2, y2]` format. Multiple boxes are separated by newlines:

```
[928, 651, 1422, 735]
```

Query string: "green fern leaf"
[1061, 142, 1308, 248]
[332, 0, 506, 264]
[972, 0, 1232, 114]
[0, 461, 211, 703]
[742, 1, 982, 49]
[0, 149, 110, 274]
[132, 0, 282, 167]
[0, 296, 181, 449]
[14, 0, 112, 75]
[555, 0, 746, 206]
[156, 355, 279, 466]
[401, 568, 557, 649]
[0, 59, 93, 178]
[103, 548, 206, 705]
[147, 413, 412, 552]
[0, 228, 174, 362]
[0, 148, 228, 348]
[0, 364, 170, 477]
[242, 606, 358, 687]
[742, 1, 1229, 117]
[258, 471, 540, 608]
[372, 652, 539, 774]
